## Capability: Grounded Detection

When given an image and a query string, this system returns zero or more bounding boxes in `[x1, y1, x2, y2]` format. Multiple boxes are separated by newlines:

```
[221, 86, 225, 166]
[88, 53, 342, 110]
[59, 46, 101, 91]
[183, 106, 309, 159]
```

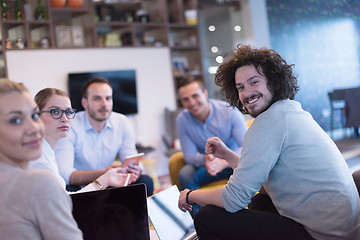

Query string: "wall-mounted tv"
[68, 70, 138, 115]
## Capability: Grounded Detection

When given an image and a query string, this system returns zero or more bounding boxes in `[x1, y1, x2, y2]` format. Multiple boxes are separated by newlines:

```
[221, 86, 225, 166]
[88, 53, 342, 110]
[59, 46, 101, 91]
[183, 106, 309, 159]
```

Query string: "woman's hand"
[178, 189, 193, 212]
[98, 167, 132, 188]
[126, 163, 141, 182]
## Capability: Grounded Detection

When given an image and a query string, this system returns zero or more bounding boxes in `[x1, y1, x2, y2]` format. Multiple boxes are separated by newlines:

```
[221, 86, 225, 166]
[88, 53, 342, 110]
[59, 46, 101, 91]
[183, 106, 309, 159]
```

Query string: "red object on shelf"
[68, 0, 83, 8]
[50, 0, 66, 8]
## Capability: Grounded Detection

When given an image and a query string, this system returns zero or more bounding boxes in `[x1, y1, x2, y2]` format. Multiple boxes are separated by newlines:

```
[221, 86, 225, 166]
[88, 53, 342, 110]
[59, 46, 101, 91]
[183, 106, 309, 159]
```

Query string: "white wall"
[240, 0, 271, 48]
[6, 47, 177, 176]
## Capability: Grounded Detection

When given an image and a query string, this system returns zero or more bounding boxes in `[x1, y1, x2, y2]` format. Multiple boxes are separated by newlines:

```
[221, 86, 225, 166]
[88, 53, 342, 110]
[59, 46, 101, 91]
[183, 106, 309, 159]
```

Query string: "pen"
[124, 173, 131, 186]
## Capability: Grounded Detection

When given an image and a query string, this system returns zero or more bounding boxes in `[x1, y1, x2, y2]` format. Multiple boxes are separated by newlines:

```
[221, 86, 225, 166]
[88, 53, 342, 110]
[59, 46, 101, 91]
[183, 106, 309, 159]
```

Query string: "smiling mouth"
[23, 139, 42, 147]
[246, 95, 260, 105]
[190, 106, 199, 111]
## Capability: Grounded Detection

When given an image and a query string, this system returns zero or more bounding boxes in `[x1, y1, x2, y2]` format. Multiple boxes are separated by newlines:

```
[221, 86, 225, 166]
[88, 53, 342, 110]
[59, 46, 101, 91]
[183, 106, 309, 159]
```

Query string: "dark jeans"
[194, 193, 315, 240]
[135, 174, 154, 196]
[66, 174, 154, 196]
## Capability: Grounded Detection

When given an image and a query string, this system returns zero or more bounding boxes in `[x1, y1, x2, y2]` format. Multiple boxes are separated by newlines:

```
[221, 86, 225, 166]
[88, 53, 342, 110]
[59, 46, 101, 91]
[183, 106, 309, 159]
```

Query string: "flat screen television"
[68, 70, 138, 115]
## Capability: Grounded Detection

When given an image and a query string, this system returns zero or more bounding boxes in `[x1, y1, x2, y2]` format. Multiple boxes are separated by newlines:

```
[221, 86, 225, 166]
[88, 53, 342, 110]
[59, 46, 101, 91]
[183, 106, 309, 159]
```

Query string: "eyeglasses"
[40, 108, 77, 119]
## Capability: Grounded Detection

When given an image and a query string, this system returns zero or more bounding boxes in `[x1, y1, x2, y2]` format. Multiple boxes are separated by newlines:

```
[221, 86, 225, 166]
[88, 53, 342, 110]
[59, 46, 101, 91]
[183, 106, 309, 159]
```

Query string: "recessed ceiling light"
[234, 25, 241, 32]
[216, 56, 223, 63]
[208, 25, 216, 32]
[208, 66, 218, 74]
[211, 46, 218, 53]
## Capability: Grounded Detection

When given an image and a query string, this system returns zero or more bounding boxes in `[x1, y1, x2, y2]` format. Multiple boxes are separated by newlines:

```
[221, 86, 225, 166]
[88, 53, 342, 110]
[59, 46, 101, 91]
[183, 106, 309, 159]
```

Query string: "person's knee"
[179, 165, 196, 179]
[135, 174, 154, 196]
[194, 205, 217, 229]
[179, 165, 196, 189]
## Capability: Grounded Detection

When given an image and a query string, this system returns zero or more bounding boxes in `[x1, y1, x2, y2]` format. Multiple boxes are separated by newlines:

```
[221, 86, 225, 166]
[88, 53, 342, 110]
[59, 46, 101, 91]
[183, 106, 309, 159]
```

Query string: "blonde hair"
[34, 88, 68, 111]
[0, 78, 28, 94]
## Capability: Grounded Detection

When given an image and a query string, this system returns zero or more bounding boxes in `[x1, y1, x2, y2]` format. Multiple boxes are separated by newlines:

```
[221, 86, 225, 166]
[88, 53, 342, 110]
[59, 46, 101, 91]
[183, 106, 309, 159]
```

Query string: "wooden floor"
[335, 136, 360, 153]
[335, 136, 360, 173]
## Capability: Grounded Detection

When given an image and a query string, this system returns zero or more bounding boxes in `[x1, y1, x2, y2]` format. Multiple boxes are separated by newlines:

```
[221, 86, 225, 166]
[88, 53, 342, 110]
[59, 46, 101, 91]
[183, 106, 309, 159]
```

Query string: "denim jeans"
[178, 164, 233, 190]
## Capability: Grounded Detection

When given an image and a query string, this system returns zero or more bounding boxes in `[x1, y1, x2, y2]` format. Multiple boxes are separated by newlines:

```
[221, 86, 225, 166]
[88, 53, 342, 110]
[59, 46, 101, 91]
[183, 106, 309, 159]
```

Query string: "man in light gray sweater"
[178, 44, 360, 240]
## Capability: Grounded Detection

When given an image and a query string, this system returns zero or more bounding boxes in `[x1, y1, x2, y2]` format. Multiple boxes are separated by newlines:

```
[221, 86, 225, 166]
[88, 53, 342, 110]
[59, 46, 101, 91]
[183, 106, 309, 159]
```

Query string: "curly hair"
[215, 44, 299, 114]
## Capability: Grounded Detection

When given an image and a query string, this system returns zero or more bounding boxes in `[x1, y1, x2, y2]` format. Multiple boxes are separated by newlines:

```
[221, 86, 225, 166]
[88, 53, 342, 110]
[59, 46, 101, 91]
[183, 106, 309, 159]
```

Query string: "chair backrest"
[164, 108, 183, 147]
[328, 90, 346, 109]
[344, 87, 360, 127]
[329, 89, 346, 101]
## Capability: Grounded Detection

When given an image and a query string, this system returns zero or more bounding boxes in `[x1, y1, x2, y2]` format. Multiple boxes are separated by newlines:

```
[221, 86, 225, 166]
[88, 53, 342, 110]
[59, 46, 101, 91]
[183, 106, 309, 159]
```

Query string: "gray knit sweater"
[222, 99, 360, 240]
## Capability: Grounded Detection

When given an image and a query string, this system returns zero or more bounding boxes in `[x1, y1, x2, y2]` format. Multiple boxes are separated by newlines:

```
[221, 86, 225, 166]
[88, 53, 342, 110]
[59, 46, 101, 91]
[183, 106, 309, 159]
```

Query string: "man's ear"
[204, 89, 208, 99]
[81, 98, 87, 110]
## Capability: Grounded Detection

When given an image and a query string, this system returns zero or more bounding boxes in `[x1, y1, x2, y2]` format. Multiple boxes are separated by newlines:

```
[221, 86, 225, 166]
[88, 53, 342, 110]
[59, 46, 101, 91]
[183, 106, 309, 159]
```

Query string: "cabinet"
[0, 0, 203, 92]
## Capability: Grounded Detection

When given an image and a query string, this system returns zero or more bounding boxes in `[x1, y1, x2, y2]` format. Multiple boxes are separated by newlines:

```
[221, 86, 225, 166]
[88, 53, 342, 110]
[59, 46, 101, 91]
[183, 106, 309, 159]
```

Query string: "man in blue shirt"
[176, 76, 248, 190]
[55, 77, 153, 195]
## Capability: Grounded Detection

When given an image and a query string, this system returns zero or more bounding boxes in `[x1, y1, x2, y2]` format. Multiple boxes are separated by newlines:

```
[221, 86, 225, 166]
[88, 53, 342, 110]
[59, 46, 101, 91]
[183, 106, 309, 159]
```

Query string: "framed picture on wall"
[172, 57, 189, 76]
[55, 26, 85, 47]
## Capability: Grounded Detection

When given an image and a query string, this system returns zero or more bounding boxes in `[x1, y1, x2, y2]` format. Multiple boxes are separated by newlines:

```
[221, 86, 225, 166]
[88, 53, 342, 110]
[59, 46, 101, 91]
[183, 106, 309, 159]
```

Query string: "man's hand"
[205, 137, 231, 159]
[205, 137, 240, 169]
[205, 154, 229, 176]
[178, 189, 193, 212]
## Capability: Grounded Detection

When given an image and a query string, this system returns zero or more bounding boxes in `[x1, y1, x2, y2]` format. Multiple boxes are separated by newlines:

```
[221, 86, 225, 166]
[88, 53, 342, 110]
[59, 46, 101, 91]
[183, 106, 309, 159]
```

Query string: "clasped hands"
[204, 137, 232, 176]
[178, 137, 234, 212]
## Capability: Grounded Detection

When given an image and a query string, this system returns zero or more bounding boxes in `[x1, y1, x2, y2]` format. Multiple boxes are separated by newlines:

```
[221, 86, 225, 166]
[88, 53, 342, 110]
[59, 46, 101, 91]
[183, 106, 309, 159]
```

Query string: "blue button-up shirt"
[55, 111, 137, 184]
[176, 99, 248, 167]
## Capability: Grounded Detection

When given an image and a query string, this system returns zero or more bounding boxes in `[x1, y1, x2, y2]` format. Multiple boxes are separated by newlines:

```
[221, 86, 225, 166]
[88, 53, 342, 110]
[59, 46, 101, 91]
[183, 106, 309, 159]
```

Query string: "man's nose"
[100, 98, 107, 105]
[189, 97, 196, 105]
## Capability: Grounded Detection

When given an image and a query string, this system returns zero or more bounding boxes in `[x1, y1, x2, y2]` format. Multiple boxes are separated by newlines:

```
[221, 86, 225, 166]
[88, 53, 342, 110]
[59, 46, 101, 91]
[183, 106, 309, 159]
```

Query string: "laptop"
[70, 184, 150, 240]
[147, 185, 198, 240]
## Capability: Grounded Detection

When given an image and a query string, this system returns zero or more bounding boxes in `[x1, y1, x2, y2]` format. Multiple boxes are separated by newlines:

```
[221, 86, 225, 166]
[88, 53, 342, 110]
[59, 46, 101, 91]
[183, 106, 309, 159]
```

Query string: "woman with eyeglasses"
[29, 88, 131, 192]
[0, 79, 83, 239]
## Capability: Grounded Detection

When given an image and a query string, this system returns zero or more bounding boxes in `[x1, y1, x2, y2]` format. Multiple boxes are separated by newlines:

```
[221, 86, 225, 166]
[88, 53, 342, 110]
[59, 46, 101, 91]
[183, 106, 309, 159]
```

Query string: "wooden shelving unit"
[0, 0, 203, 91]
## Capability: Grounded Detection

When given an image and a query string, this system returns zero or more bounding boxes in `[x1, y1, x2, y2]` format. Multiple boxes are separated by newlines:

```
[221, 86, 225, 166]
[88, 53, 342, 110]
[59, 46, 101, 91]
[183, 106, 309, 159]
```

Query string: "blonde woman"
[29, 88, 133, 191]
[0, 79, 83, 239]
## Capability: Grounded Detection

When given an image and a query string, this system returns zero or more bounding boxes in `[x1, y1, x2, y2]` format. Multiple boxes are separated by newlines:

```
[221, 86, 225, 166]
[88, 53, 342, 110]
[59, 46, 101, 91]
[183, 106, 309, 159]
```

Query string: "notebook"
[70, 184, 150, 240]
[147, 185, 198, 240]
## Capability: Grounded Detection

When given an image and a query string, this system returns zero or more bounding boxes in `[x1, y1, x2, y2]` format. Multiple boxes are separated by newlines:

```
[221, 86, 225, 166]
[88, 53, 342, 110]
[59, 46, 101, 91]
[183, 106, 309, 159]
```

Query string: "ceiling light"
[211, 46, 218, 53]
[234, 25, 241, 32]
[208, 66, 218, 74]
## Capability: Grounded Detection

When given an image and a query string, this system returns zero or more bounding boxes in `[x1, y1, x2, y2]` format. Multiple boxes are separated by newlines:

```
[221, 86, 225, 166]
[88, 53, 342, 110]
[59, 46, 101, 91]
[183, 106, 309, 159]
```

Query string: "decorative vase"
[68, 0, 83, 8]
[50, 0, 66, 8]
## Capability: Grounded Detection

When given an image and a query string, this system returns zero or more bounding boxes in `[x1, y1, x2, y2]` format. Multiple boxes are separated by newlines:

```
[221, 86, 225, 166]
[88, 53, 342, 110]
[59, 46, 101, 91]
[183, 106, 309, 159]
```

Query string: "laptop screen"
[71, 184, 150, 240]
[147, 185, 195, 240]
